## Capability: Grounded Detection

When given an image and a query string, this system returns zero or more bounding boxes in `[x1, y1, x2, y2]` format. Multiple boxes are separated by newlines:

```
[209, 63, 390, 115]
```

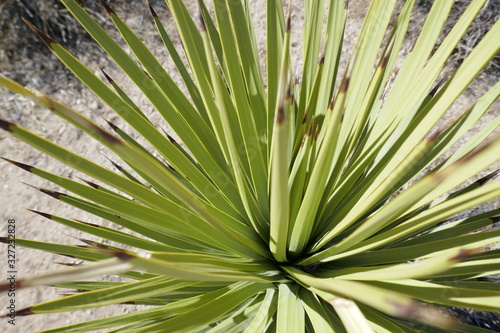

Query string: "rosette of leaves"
[1, 0, 500, 332]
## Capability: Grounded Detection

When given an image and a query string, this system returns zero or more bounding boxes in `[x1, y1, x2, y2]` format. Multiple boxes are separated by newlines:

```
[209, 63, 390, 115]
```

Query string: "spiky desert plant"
[1, 0, 500, 331]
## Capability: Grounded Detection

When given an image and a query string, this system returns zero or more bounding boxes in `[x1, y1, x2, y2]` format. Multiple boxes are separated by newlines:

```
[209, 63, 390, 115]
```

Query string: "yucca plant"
[1, 0, 500, 331]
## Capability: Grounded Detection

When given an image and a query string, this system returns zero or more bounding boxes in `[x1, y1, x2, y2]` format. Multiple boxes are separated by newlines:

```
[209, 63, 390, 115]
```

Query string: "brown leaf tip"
[167, 134, 176, 143]
[104, 118, 119, 132]
[99, 67, 114, 84]
[148, 2, 158, 18]
[81, 178, 100, 189]
[286, 85, 293, 99]
[313, 124, 320, 141]
[301, 109, 309, 124]
[54, 261, 80, 266]
[0, 307, 33, 317]
[28, 209, 53, 220]
[286, 2, 292, 33]
[0, 118, 16, 132]
[1, 157, 34, 172]
[110, 160, 123, 171]
[476, 168, 500, 186]
[380, 55, 388, 69]
[344, 0, 349, 9]
[80, 220, 100, 228]
[340, 77, 350, 93]
[307, 116, 315, 136]
[328, 97, 335, 110]
[430, 79, 444, 97]
[23, 18, 58, 50]
[199, 11, 207, 32]
[39, 188, 65, 200]
[319, 54, 325, 66]
[98, 0, 115, 15]
[79, 238, 109, 249]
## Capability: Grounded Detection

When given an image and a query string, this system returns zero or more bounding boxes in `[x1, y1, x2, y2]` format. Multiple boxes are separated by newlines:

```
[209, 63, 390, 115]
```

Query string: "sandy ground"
[0, 0, 499, 332]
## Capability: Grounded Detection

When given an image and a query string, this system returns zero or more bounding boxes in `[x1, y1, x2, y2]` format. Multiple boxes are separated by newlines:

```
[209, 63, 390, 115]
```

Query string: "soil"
[0, 0, 499, 332]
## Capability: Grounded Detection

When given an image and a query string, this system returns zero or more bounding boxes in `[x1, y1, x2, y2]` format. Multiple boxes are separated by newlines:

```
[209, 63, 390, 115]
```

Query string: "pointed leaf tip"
[99, 67, 114, 84]
[380, 55, 388, 68]
[340, 77, 350, 93]
[476, 168, 500, 185]
[302, 109, 309, 124]
[79, 220, 100, 228]
[39, 188, 65, 200]
[0, 118, 15, 132]
[27, 209, 53, 220]
[103, 118, 119, 131]
[199, 10, 207, 32]
[307, 117, 315, 136]
[319, 54, 325, 66]
[148, 2, 158, 18]
[1, 157, 34, 172]
[167, 134, 176, 143]
[98, 0, 115, 15]
[430, 79, 445, 97]
[313, 124, 320, 141]
[80, 178, 100, 189]
[0, 307, 33, 317]
[22, 18, 57, 50]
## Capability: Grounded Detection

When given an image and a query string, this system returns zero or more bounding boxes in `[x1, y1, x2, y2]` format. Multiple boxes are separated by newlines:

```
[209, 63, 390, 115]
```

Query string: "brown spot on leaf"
[112, 250, 135, 261]
[450, 248, 477, 262]
[277, 106, 286, 124]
